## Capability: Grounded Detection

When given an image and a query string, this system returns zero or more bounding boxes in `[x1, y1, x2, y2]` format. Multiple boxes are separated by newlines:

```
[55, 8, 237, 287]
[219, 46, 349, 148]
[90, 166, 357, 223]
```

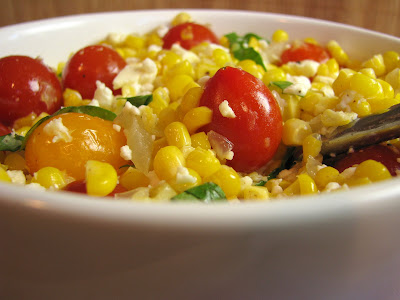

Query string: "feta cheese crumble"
[43, 118, 72, 143]
[120, 145, 133, 161]
[176, 166, 197, 184]
[284, 74, 312, 96]
[219, 100, 236, 118]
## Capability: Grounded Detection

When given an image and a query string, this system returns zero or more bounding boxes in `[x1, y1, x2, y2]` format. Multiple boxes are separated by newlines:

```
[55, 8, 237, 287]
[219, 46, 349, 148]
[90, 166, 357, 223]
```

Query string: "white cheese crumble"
[6, 170, 26, 185]
[324, 182, 342, 192]
[171, 44, 200, 64]
[240, 176, 253, 190]
[156, 25, 169, 38]
[284, 74, 312, 96]
[219, 100, 236, 118]
[120, 145, 133, 161]
[259, 40, 290, 64]
[287, 60, 320, 77]
[113, 124, 121, 132]
[198, 76, 210, 88]
[25, 182, 46, 191]
[148, 44, 162, 53]
[106, 32, 127, 45]
[175, 166, 197, 184]
[29, 80, 40, 92]
[113, 58, 158, 96]
[43, 118, 72, 143]
[92, 81, 114, 110]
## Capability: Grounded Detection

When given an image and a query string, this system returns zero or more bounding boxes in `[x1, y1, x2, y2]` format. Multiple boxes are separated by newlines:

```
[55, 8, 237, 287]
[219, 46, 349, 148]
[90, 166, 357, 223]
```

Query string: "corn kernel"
[4, 152, 27, 172]
[354, 160, 391, 182]
[327, 40, 349, 66]
[283, 179, 300, 196]
[191, 132, 211, 149]
[0, 166, 11, 183]
[86, 160, 118, 196]
[282, 94, 301, 121]
[272, 29, 289, 43]
[362, 54, 386, 77]
[377, 79, 395, 99]
[385, 68, 400, 91]
[359, 68, 376, 79]
[125, 35, 145, 50]
[369, 97, 400, 114]
[149, 87, 170, 115]
[262, 68, 286, 85]
[195, 62, 219, 79]
[15, 126, 31, 136]
[282, 118, 312, 146]
[13, 112, 37, 130]
[161, 51, 182, 69]
[315, 166, 340, 188]
[237, 59, 264, 79]
[32, 166, 66, 189]
[166, 60, 195, 78]
[186, 147, 221, 178]
[157, 106, 178, 131]
[120, 167, 150, 191]
[165, 74, 195, 102]
[203, 165, 240, 198]
[320, 109, 357, 127]
[164, 121, 191, 148]
[345, 177, 373, 187]
[171, 12, 192, 26]
[153, 146, 185, 181]
[178, 86, 203, 120]
[349, 99, 371, 117]
[303, 37, 318, 45]
[212, 48, 231, 67]
[297, 173, 318, 195]
[302, 133, 322, 160]
[242, 185, 270, 201]
[168, 167, 201, 193]
[149, 181, 177, 201]
[332, 69, 355, 96]
[182, 106, 213, 134]
[383, 51, 400, 73]
[349, 73, 383, 100]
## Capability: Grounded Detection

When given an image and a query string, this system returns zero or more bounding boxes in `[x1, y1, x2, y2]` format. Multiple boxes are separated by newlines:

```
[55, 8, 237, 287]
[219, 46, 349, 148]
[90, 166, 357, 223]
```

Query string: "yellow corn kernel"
[377, 79, 395, 99]
[171, 12, 192, 26]
[299, 93, 320, 114]
[282, 94, 301, 121]
[349, 99, 371, 117]
[327, 40, 349, 66]
[15, 126, 31, 136]
[212, 48, 231, 67]
[147, 32, 163, 46]
[345, 177, 373, 187]
[168, 167, 202, 193]
[149, 181, 177, 201]
[161, 51, 182, 69]
[203, 165, 240, 198]
[182, 106, 213, 134]
[315, 166, 340, 188]
[85, 160, 118, 197]
[272, 29, 289, 43]
[282, 118, 312, 146]
[153, 146, 185, 181]
[362, 54, 386, 77]
[283, 179, 300, 196]
[326, 58, 339, 74]
[353, 160, 391, 182]
[262, 68, 286, 85]
[383, 51, 400, 73]
[63, 88, 84, 107]
[149, 87, 170, 115]
[237, 59, 264, 79]
[32, 166, 66, 189]
[166, 60, 195, 78]
[57, 61, 65, 77]
[0, 166, 11, 183]
[242, 185, 270, 201]
[13, 112, 37, 130]
[124, 35, 145, 50]
[157, 106, 178, 131]
[178, 86, 203, 120]
[4, 152, 26, 172]
[320, 109, 357, 127]
[297, 173, 318, 195]
[385, 68, 400, 91]
[119, 167, 150, 191]
[369, 97, 400, 114]
[359, 68, 376, 79]
[332, 69, 355, 96]
[191, 132, 211, 150]
[195, 62, 219, 79]
[302, 133, 322, 160]
[303, 37, 318, 45]
[186, 147, 221, 178]
[349, 73, 383, 100]
[164, 121, 191, 148]
[165, 74, 195, 102]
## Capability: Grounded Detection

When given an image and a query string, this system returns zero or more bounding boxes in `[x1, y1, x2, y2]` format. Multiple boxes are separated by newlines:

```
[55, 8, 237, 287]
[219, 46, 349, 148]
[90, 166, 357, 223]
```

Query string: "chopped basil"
[171, 182, 227, 203]
[266, 147, 298, 180]
[254, 180, 267, 186]
[122, 94, 153, 107]
[119, 164, 135, 169]
[270, 81, 293, 92]
[0, 134, 25, 152]
[224, 32, 267, 71]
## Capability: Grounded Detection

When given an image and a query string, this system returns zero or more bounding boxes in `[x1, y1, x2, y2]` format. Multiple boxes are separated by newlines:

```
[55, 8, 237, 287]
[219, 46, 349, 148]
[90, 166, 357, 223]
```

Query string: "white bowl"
[1, 9, 400, 300]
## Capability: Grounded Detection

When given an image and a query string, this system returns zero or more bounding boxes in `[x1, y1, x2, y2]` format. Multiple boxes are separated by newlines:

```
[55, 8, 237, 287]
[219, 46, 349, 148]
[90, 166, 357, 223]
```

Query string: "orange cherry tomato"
[281, 42, 330, 64]
[199, 67, 283, 173]
[162, 22, 219, 50]
[25, 112, 129, 181]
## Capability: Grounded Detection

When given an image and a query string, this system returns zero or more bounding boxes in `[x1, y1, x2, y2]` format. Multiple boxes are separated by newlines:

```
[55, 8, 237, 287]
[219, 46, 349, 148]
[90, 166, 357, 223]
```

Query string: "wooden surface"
[1, 0, 400, 37]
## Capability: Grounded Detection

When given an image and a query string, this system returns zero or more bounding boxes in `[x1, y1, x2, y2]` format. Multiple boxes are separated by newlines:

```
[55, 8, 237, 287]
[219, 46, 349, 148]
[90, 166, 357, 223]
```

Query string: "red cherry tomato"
[280, 42, 330, 64]
[335, 144, 400, 176]
[162, 22, 219, 50]
[0, 121, 11, 136]
[199, 67, 283, 173]
[62, 45, 127, 99]
[0, 55, 62, 126]
[64, 180, 127, 197]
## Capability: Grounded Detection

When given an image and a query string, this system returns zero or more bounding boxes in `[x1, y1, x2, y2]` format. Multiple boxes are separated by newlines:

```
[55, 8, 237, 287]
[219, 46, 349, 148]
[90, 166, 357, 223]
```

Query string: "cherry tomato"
[162, 22, 219, 50]
[0, 121, 11, 136]
[280, 42, 330, 64]
[199, 67, 283, 173]
[25, 112, 129, 181]
[64, 180, 127, 197]
[0, 55, 62, 126]
[62, 45, 127, 99]
[334, 144, 400, 176]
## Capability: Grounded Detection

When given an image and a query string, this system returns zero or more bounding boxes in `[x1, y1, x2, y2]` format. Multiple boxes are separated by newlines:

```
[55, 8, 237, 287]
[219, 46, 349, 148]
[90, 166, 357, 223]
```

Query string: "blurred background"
[1, 0, 399, 37]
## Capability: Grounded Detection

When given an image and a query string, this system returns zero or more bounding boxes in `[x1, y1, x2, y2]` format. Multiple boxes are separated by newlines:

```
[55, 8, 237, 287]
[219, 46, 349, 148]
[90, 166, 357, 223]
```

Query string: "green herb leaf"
[254, 180, 267, 186]
[243, 33, 263, 43]
[232, 47, 267, 71]
[119, 164, 135, 169]
[267, 147, 298, 180]
[171, 182, 227, 203]
[0, 134, 25, 152]
[270, 81, 293, 91]
[123, 94, 153, 107]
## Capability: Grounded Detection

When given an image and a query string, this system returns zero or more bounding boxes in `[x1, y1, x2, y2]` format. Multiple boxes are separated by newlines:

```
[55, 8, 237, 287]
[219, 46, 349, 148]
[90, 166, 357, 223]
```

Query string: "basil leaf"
[232, 47, 267, 71]
[21, 105, 117, 149]
[123, 94, 153, 107]
[119, 164, 135, 169]
[224, 32, 240, 45]
[0, 134, 25, 152]
[243, 33, 263, 43]
[267, 147, 298, 180]
[270, 81, 293, 91]
[254, 180, 267, 187]
[171, 182, 227, 203]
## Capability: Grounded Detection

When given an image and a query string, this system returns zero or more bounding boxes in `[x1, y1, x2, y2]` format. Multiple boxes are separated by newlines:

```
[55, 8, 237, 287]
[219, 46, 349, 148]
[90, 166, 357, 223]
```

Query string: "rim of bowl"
[1, 9, 400, 231]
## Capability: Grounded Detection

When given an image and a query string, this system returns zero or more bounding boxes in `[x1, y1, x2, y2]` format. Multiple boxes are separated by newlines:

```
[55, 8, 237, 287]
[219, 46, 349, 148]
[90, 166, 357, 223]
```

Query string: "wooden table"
[1, 0, 400, 37]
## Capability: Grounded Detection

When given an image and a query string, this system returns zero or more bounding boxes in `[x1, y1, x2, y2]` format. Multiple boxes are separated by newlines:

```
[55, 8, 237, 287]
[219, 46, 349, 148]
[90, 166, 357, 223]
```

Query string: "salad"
[0, 12, 400, 202]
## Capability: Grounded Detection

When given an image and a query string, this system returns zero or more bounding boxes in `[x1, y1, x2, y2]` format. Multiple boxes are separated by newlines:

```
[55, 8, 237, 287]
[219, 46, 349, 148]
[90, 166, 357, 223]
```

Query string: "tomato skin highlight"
[62, 45, 127, 99]
[0, 55, 62, 126]
[335, 144, 400, 176]
[281, 42, 330, 64]
[199, 67, 283, 173]
[162, 22, 219, 50]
